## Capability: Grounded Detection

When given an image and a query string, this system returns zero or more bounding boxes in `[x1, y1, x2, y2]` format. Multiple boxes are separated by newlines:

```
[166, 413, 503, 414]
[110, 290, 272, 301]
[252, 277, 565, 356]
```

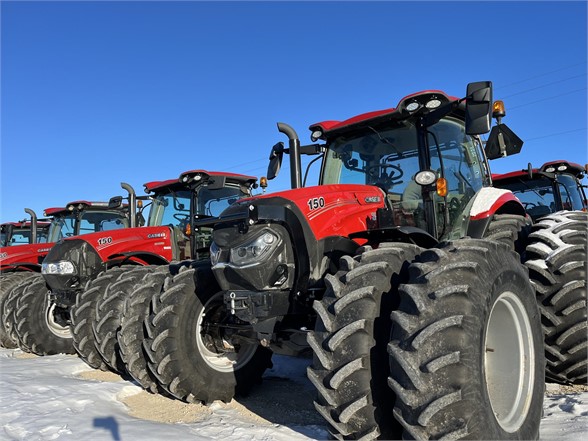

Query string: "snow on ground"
[0, 348, 586, 440]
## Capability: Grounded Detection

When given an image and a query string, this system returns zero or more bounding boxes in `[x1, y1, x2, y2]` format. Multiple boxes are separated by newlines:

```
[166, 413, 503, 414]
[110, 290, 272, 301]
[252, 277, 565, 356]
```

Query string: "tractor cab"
[268, 82, 523, 243]
[0, 220, 50, 247]
[44, 200, 129, 243]
[0, 208, 51, 247]
[492, 160, 588, 220]
[179, 170, 258, 256]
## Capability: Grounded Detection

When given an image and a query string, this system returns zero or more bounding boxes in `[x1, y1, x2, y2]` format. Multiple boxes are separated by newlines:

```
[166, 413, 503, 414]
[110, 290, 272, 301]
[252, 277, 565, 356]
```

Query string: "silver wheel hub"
[484, 291, 535, 432]
[196, 294, 257, 373]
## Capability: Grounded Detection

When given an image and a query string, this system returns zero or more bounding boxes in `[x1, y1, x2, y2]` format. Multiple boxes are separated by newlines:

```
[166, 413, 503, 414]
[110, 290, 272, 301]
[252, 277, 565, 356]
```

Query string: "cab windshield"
[322, 117, 487, 239]
[197, 184, 247, 217]
[7, 228, 32, 245]
[48, 214, 76, 242]
[47, 210, 128, 242]
[497, 174, 586, 220]
[148, 190, 192, 228]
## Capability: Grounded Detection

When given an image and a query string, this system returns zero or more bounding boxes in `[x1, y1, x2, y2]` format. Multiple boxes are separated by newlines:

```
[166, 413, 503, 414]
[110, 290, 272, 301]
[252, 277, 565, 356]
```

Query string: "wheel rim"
[484, 291, 535, 432]
[196, 293, 258, 373]
[45, 302, 72, 338]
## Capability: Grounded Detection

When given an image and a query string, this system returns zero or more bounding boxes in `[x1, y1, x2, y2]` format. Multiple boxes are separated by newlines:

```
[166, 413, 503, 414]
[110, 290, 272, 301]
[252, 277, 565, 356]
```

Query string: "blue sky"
[1, 0, 586, 223]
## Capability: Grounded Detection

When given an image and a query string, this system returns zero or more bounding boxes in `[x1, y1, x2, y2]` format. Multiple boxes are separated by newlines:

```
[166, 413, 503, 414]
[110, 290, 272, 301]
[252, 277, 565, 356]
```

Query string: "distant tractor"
[1, 199, 131, 351]
[144, 82, 545, 440]
[494, 160, 587, 385]
[492, 160, 587, 220]
[14, 171, 257, 390]
[0, 210, 50, 247]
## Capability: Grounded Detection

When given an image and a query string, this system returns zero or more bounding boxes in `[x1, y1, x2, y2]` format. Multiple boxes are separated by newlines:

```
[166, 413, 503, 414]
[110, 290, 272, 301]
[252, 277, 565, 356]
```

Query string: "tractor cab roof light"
[557, 165, 568, 171]
[544, 166, 556, 173]
[406, 101, 420, 112]
[310, 130, 323, 142]
[425, 98, 442, 109]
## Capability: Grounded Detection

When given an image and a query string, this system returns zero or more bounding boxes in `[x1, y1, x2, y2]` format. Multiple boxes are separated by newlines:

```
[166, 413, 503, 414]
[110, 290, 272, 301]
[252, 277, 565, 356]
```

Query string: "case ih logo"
[97, 237, 113, 246]
[147, 232, 166, 239]
[0, 252, 7, 259]
[364, 196, 381, 203]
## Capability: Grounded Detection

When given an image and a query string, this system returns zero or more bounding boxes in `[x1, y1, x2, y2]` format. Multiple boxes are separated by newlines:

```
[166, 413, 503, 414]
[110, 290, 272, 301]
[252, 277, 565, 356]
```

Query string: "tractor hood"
[41, 226, 174, 292]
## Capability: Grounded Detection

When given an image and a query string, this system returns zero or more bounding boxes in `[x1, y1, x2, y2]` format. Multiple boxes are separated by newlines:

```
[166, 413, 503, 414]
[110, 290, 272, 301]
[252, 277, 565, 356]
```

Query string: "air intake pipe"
[277, 122, 302, 189]
[24, 208, 37, 244]
[121, 182, 137, 228]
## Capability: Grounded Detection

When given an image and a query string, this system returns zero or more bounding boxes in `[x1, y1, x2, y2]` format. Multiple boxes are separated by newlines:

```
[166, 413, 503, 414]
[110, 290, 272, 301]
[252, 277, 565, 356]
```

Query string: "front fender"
[465, 187, 526, 239]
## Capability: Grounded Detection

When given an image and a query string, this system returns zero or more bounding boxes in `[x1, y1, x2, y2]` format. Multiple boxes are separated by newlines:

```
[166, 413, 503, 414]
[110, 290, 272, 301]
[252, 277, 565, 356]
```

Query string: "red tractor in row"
[10, 170, 258, 391]
[1, 201, 130, 348]
[492, 160, 587, 219]
[0, 211, 51, 247]
[141, 82, 548, 440]
[493, 161, 587, 385]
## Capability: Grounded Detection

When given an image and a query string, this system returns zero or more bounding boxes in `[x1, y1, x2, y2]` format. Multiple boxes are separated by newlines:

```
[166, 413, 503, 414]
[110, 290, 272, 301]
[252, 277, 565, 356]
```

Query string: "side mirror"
[267, 142, 284, 180]
[465, 81, 493, 135]
[527, 162, 533, 179]
[484, 123, 524, 159]
[108, 196, 123, 209]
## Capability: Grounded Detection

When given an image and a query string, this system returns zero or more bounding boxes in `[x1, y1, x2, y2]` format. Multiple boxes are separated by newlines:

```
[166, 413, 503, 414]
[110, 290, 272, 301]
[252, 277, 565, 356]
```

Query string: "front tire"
[71, 268, 127, 371]
[144, 262, 273, 403]
[389, 239, 544, 440]
[307, 243, 421, 440]
[14, 273, 75, 355]
[93, 266, 152, 373]
[0, 272, 36, 348]
[118, 265, 168, 393]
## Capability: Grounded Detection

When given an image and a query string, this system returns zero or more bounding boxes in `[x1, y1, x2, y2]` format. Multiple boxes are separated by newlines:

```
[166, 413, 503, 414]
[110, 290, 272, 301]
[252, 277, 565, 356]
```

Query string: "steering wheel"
[173, 213, 189, 222]
[367, 163, 404, 180]
[523, 202, 537, 210]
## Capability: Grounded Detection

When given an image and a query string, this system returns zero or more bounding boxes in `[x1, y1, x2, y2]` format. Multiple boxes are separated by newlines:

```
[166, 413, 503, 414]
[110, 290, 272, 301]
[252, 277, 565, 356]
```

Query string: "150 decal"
[97, 237, 113, 246]
[307, 197, 325, 211]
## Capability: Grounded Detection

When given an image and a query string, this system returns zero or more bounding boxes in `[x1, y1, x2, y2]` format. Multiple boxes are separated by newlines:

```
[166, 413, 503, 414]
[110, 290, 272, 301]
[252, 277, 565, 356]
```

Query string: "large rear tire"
[14, 273, 75, 355]
[0, 272, 36, 348]
[524, 211, 587, 384]
[118, 266, 168, 393]
[389, 239, 544, 440]
[93, 266, 152, 373]
[307, 243, 421, 440]
[144, 262, 273, 403]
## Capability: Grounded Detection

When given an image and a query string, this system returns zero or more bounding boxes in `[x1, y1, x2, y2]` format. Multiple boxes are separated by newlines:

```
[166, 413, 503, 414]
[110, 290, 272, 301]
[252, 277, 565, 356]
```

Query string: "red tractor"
[492, 160, 587, 219]
[143, 82, 545, 439]
[0, 210, 51, 248]
[1, 201, 130, 349]
[13, 171, 257, 383]
[493, 161, 587, 385]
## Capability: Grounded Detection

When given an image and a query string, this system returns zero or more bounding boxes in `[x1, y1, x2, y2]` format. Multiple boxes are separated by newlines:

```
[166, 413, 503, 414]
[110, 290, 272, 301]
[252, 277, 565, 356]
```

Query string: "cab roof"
[1, 221, 51, 228]
[492, 160, 586, 181]
[43, 201, 119, 217]
[309, 90, 459, 135]
[144, 170, 257, 193]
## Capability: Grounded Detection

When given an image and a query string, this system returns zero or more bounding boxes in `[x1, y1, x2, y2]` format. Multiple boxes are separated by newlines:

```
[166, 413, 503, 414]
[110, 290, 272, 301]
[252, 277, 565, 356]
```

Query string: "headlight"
[229, 231, 279, 267]
[42, 260, 75, 275]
